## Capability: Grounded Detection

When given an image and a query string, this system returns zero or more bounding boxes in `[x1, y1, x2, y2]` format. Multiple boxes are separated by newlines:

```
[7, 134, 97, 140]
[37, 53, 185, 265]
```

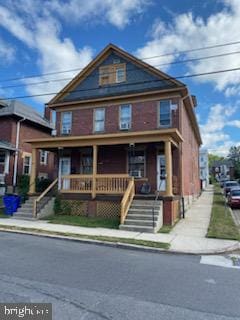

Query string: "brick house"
[27, 44, 201, 230]
[0, 99, 55, 192]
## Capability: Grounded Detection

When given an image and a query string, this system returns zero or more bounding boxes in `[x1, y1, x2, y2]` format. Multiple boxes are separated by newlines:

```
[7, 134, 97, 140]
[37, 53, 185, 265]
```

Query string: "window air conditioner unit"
[51, 129, 57, 136]
[130, 170, 142, 178]
[120, 122, 130, 130]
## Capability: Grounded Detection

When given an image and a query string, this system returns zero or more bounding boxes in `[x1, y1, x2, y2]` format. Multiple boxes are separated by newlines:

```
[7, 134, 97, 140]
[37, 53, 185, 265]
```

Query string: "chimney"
[44, 106, 52, 123]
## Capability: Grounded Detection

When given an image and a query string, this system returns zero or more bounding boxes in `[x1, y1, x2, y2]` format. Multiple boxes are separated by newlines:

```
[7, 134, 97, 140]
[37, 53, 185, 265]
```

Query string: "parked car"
[223, 181, 239, 196]
[227, 187, 240, 208]
[220, 178, 228, 188]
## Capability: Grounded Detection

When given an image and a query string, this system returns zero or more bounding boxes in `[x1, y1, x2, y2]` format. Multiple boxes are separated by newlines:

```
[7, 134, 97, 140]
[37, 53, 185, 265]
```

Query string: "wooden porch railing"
[33, 178, 58, 217]
[120, 177, 135, 224]
[60, 174, 131, 196]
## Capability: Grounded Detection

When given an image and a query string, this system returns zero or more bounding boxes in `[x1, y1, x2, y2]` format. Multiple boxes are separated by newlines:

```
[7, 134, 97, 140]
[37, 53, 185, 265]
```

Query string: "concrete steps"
[119, 199, 163, 233]
[13, 196, 54, 220]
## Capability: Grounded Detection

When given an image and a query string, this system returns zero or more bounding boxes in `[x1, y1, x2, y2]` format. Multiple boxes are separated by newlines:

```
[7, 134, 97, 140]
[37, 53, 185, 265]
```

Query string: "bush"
[35, 178, 52, 193]
[17, 175, 30, 202]
[54, 194, 62, 215]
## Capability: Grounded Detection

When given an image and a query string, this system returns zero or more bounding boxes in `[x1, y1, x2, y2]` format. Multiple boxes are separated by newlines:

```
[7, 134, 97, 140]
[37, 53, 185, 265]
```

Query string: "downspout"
[13, 117, 26, 192]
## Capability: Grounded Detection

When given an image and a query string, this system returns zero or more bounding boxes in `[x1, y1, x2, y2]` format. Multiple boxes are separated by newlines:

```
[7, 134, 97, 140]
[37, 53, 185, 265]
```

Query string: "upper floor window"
[94, 108, 105, 132]
[61, 111, 72, 135]
[116, 66, 126, 83]
[119, 105, 131, 130]
[23, 155, 31, 175]
[40, 150, 48, 165]
[0, 151, 5, 166]
[99, 63, 126, 86]
[159, 100, 171, 127]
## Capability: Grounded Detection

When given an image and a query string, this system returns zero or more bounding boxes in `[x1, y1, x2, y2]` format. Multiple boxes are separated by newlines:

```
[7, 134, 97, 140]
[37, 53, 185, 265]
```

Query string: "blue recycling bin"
[3, 195, 20, 215]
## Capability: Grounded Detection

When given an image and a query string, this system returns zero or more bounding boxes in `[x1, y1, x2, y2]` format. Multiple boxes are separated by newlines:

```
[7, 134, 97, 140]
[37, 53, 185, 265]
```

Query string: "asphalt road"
[0, 232, 239, 320]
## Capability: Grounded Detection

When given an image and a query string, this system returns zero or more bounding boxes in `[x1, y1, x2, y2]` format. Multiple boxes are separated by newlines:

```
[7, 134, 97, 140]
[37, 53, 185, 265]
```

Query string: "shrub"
[17, 175, 30, 202]
[54, 194, 62, 215]
[35, 178, 52, 193]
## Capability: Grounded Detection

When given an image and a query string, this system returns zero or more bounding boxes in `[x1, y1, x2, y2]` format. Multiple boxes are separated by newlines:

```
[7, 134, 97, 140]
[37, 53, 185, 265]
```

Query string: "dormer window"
[116, 66, 125, 83]
[99, 63, 126, 86]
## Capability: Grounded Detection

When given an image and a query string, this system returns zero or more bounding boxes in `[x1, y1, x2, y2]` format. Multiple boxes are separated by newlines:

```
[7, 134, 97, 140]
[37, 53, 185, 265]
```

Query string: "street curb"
[0, 226, 239, 255]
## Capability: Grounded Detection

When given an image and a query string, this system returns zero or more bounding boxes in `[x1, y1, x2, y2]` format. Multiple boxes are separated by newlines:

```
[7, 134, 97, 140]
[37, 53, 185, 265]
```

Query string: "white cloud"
[200, 103, 240, 156]
[136, 0, 240, 96]
[0, 0, 151, 103]
[0, 37, 15, 62]
[48, 0, 151, 29]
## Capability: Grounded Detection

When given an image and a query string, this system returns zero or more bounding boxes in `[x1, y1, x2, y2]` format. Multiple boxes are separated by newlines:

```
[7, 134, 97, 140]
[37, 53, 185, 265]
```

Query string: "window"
[94, 108, 105, 132]
[23, 156, 31, 175]
[40, 150, 48, 165]
[116, 66, 125, 83]
[128, 149, 145, 178]
[119, 105, 131, 130]
[99, 63, 126, 86]
[0, 152, 5, 165]
[159, 100, 171, 127]
[80, 154, 93, 174]
[61, 112, 72, 134]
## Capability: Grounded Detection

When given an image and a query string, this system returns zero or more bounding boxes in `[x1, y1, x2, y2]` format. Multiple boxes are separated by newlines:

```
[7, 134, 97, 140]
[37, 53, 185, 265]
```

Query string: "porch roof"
[25, 128, 183, 149]
[0, 140, 16, 151]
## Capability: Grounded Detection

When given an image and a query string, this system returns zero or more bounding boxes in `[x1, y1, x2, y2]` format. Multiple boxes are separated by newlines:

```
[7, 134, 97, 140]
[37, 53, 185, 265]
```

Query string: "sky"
[0, 0, 240, 156]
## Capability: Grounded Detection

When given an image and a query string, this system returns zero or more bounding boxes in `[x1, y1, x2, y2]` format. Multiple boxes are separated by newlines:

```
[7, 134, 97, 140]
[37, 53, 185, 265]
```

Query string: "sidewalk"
[0, 186, 239, 254]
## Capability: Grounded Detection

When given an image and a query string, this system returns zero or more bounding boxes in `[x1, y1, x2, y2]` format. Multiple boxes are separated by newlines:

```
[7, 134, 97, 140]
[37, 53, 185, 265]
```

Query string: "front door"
[157, 155, 166, 191]
[59, 157, 71, 190]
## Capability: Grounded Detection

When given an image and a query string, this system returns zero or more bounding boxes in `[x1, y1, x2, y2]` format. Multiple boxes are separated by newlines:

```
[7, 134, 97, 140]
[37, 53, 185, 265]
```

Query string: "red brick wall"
[56, 98, 180, 136]
[1, 118, 56, 186]
[180, 102, 200, 197]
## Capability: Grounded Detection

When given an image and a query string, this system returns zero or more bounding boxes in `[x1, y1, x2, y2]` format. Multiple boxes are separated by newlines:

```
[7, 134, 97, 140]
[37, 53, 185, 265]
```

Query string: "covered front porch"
[27, 129, 183, 225]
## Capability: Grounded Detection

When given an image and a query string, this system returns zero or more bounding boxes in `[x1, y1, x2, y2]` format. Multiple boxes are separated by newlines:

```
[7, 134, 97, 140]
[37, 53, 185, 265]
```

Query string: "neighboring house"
[0, 99, 55, 192]
[199, 148, 209, 189]
[27, 44, 201, 228]
[211, 159, 234, 182]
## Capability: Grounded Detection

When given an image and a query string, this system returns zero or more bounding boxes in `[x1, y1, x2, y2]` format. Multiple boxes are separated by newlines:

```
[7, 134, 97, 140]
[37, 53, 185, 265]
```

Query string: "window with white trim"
[159, 100, 171, 127]
[61, 111, 72, 134]
[119, 105, 131, 130]
[94, 108, 105, 132]
[40, 150, 48, 165]
[116, 66, 125, 83]
[23, 155, 31, 175]
[128, 150, 145, 178]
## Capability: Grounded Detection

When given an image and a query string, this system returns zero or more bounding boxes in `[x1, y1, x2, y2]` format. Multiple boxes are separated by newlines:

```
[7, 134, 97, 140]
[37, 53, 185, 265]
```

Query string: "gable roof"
[48, 43, 186, 106]
[0, 99, 53, 129]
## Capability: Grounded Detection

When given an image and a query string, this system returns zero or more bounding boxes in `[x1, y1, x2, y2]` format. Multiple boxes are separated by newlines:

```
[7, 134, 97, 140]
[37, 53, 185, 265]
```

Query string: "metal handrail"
[152, 180, 163, 228]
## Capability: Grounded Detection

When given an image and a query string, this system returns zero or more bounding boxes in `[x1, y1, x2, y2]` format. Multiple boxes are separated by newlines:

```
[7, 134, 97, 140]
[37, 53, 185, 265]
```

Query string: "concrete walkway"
[0, 186, 239, 254]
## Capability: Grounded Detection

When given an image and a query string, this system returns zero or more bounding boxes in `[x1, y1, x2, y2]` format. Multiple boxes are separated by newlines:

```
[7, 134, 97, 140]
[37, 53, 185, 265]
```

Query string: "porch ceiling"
[25, 128, 183, 149]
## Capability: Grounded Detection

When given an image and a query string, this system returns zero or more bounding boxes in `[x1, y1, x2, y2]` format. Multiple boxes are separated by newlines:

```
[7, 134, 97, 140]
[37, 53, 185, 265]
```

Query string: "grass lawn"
[207, 184, 240, 241]
[45, 215, 120, 229]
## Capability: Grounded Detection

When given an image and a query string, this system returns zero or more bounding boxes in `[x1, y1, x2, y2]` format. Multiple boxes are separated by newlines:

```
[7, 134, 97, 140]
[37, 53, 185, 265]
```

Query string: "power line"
[1, 39, 240, 83]
[1, 49, 240, 90]
[1, 66, 240, 102]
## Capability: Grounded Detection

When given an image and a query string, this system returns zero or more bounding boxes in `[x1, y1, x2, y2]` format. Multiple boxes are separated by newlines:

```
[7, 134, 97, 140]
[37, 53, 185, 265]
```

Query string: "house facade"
[27, 44, 201, 226]
[0, 99, 55, 192]
[199, 148, 209, 189]
[211, 159, 234, 182]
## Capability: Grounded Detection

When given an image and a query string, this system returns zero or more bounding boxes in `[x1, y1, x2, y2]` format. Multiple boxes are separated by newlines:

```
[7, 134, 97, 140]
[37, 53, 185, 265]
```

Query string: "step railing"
[120, 177, 135, 224]
[33, 178, 58, 217]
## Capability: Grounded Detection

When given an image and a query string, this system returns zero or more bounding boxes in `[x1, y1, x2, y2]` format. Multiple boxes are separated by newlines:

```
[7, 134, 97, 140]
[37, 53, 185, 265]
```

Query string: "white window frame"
[116, 66, 125, 83]
[23, 155, 32, 175]
[159, 100, 172, 127]
[40, 150, 48, 165]
[94, 108, 105, 133]
[61, 111, 72, 135]
[119, 104, 131, 130]
[128, 149, 146, 179]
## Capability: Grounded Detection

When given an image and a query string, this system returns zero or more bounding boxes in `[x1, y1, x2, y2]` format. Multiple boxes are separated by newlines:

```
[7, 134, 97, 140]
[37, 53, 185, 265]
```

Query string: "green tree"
[208, 154, 224, 168]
